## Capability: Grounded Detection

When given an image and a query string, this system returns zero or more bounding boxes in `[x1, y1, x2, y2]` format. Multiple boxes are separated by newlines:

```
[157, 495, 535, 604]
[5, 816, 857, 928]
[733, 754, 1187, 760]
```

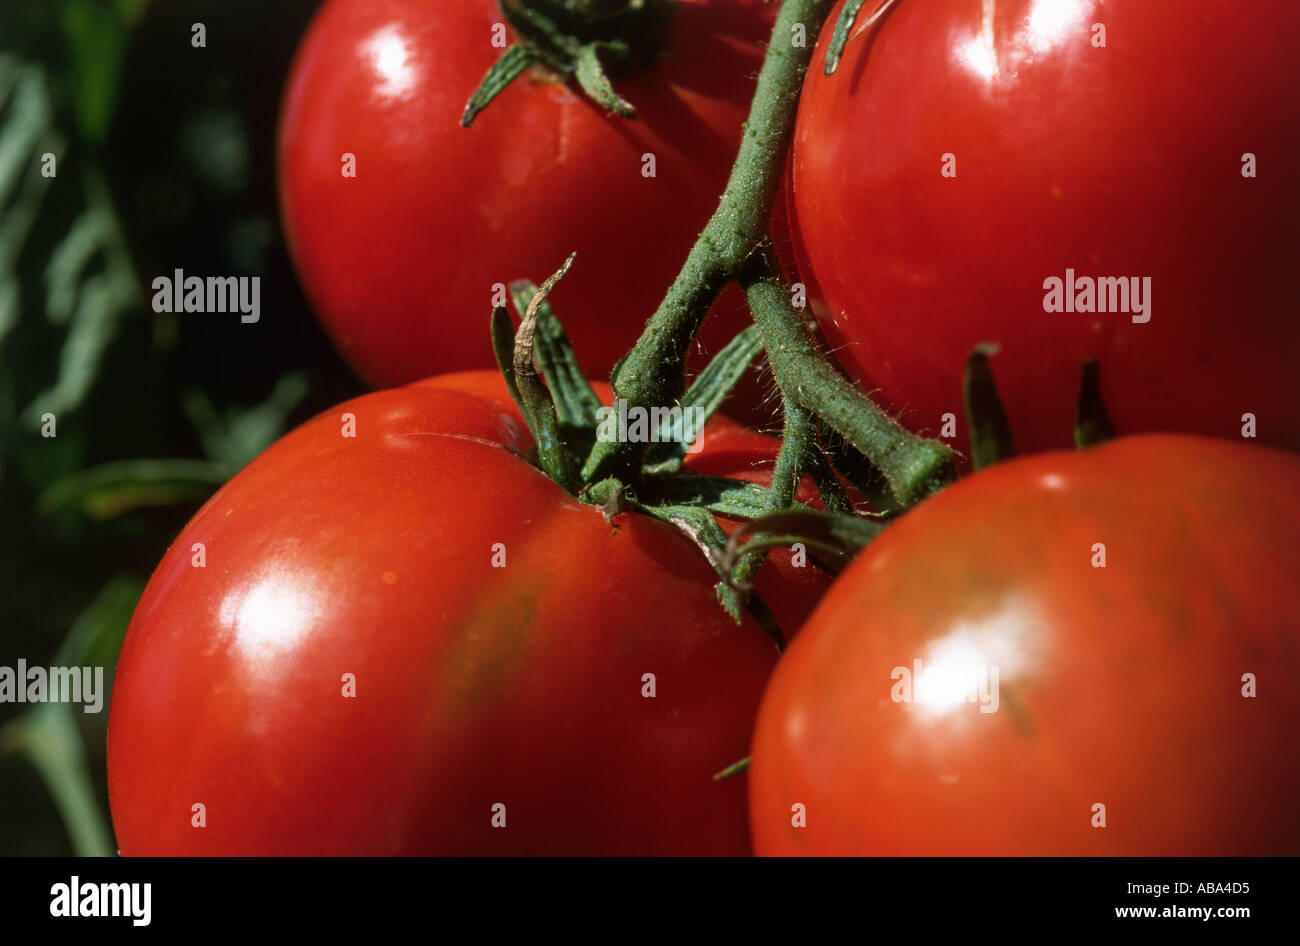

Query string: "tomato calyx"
[823, 0, 899, 77]
[490, 254, 799, 636]
[461, 0, 675, 127]
[482, 0, 958, 632]
[491, 253, 759, 494]
[579, 477, 789, 643]
[964, 345, 1118, 468]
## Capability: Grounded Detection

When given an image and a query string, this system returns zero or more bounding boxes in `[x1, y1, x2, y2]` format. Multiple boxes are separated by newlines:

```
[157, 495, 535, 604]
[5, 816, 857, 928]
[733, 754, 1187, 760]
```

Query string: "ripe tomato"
[750, 435, 1300, 855]
[107, 371, 824, 855]
[279, 0, 775, 389]
[790, 0, 1300, 458]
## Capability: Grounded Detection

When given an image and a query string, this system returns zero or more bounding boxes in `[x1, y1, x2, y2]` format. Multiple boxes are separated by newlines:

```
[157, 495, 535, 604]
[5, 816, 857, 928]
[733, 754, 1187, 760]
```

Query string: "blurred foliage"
[0, 0, 359, 855]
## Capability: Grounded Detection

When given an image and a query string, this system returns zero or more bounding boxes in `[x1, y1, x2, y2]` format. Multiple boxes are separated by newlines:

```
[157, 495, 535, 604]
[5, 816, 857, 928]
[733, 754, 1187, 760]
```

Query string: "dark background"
[0, 0, 353, 856]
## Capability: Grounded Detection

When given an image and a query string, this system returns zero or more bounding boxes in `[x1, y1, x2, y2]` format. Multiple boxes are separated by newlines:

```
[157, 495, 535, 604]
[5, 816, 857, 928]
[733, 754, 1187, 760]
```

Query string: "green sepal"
[824, 0, 898, 77]
[1074, 359, 1115, 449]
[462, 43, 559, 128]
[721, 507, 884, 577]
[632, 500, 785, 645]
[580, 475, 628, 507]
[508, 256, 580, 492]
[963, 343, 1016, 470]
[499, 0, 575, 51]
[463, 1, 665, 126]
[712, 756, 750, 781]
[644, 474, 811, 520]
[507, 279, 603, 427]
[490, 305, 525, 410]
[574, 41, 637, 118]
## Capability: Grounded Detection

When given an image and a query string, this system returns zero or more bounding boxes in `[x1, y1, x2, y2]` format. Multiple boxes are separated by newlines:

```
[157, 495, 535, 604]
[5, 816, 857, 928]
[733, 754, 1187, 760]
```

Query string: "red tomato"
[107, 371, 823, 855]
[279, 0, 775, 389]
[750, 435, 1300, 855]
[790, 0, 1300, 458]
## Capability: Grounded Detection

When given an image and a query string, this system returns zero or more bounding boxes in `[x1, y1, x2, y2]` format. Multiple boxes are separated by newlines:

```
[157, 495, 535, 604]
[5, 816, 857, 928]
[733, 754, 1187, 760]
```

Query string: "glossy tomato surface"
[279, 0, 775, 389]
[108, 372, 795, 856]
[750, 435, 1300, 855]
[790, 0, 1300, 458]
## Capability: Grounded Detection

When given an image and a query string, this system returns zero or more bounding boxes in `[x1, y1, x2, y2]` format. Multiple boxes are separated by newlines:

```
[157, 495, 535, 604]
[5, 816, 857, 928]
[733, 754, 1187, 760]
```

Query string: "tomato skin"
[278, 0, 774, 388]
[750, 435, 1300, 855]
[791, 0, 1300, 458]
[107, 373, 796, 856]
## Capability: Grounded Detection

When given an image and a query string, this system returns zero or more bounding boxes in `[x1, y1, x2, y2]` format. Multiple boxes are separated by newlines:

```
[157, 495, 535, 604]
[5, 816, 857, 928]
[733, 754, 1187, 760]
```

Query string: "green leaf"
[37, 458, 230, 519]
[43, 205, 110, 326]
[59, 0, 133, 146]
[114, 0, 150, 23]
[54, 573, 143, 667]
[3, 575, 144, 858]
[6, 704, 114, 856]
[0, 58, 61, 346]
[23, 168, 140, 422]
[182, 372, 309, 470]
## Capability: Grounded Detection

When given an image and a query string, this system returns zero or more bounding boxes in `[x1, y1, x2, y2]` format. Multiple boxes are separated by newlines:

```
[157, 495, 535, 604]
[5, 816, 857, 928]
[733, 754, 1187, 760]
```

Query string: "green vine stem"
[584, 0, 836, 483]
[727, 397, 814, 591]
[483, 0, 958, 624]
[742, 252, 954, 506]
[583, 0, 954, 507]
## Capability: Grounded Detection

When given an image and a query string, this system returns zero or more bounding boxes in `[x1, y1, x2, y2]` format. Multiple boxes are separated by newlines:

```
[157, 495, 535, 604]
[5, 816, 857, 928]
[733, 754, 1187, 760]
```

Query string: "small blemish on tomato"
[382, 571, 398, 585]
